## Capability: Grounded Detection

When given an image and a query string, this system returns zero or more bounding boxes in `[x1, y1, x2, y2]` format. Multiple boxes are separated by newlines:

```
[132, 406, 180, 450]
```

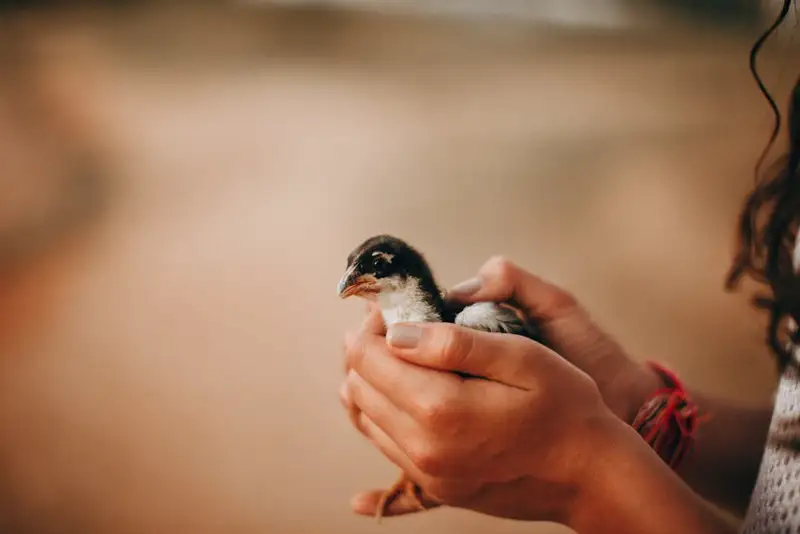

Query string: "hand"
[445, 256, 663, 424]
[340, 307, 623, 523]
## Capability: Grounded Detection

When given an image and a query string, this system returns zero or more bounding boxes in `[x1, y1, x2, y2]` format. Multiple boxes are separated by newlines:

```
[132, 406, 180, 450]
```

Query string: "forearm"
[674, 390, 772, 515]
[570, 418, 737, 534]
[621, 364, 772, 516]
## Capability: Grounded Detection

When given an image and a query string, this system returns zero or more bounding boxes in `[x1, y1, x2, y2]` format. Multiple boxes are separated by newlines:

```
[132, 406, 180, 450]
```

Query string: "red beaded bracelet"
[631, 361, 708, 470]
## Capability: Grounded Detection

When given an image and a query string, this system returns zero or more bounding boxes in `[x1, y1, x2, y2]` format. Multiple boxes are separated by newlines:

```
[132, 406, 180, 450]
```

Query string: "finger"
[351, 489, 442, 517]
[356, 411, 428, 482]
[361, 307, 386, 336]
[347, 370, 419, 448]
[386, 321, 547, 388]
[343, 310, 386, 374]
[344, 331, 356, 375]
[446, 256, 579, 323]
[339, 381, 365, 437]
[346, 331, 463, 419]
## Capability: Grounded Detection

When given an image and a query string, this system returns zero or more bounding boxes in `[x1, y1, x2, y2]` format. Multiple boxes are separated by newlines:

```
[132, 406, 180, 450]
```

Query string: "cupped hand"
[340, 306, 622, 523]
[445, 256, 663, 424]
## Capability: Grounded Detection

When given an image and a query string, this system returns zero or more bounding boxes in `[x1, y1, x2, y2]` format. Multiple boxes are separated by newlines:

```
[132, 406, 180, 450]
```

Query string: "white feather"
[377, 277, 441, 326]
[455, 302, 526, 334]
[372, 276, 529, 337]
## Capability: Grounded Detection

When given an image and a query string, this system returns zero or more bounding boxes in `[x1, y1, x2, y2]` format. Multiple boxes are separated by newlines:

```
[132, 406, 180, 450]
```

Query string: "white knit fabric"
[741, 236, 800, 533]
[741, 364, 800, 533]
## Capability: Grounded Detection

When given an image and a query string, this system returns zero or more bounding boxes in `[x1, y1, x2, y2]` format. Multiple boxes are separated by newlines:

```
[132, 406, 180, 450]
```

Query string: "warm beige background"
[0, 4, 797, 533]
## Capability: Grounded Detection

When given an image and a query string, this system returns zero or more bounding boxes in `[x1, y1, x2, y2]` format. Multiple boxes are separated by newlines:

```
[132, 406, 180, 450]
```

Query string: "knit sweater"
[740, 237, 800, 533]
[741, 364, 800, 532]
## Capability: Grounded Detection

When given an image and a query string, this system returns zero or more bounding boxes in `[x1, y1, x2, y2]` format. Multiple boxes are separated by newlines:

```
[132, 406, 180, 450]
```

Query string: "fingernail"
[449, 277, 482, 297]
[339, 382, 350, 404]
[387, 324, 423, 349]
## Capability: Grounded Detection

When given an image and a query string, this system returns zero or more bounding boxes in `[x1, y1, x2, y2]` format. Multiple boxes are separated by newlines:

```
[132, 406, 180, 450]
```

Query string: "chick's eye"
[374, 254, 394, 271]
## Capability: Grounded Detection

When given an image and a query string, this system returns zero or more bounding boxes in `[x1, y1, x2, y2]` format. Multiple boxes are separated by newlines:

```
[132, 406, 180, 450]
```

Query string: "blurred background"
[0, 1, 798, 533]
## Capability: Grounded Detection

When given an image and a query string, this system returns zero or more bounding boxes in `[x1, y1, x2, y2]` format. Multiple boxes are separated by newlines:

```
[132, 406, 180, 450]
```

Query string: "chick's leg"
[348, 404, 427, 521]
[375, 472, 427, 522]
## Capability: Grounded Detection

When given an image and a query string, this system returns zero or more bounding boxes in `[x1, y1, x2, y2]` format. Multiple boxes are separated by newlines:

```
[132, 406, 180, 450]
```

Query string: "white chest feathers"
[377, 278, 441, 326]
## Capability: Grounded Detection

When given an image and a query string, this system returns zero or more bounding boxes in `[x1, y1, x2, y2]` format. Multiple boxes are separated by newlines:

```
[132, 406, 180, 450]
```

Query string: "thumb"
[386, 322, 544, 388]
[446, 257, 654, 423]
[446, 256, 579, 324]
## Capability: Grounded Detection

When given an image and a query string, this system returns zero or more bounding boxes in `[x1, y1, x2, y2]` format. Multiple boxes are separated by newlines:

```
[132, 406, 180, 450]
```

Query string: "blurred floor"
[0, 3, 797, 534]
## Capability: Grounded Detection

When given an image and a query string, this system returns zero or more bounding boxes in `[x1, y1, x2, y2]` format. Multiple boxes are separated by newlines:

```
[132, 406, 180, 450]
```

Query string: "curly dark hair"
[726, 0, 800, 373]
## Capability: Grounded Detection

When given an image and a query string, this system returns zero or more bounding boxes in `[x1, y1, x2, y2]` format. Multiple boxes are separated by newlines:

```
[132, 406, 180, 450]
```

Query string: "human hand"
[340, 307, 623, 523]
[445, 256, 662, 425]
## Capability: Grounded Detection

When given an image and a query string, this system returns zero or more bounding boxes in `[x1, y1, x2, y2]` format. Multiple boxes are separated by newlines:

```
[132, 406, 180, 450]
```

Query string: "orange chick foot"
[374, 473, 427, 523]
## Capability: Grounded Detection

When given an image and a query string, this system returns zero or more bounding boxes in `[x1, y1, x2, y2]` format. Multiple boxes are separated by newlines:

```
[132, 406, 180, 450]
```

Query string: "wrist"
[567, 414, 733, 534]
[615, 361, 664, 425]
[564, 409, 634, 528]
[566, 418, 648, 533]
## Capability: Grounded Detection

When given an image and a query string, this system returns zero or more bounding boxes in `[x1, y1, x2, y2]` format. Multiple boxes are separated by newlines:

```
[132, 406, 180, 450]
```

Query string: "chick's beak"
[337, 268, 379, 299]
